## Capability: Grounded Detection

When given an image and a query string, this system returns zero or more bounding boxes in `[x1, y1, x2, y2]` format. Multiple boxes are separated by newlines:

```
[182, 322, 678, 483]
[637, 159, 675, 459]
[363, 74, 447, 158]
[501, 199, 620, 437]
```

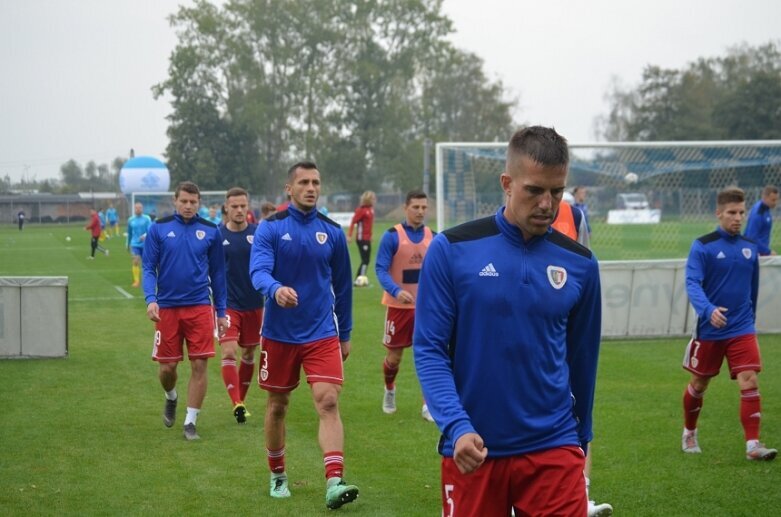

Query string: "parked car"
[616, 193, 650, 210]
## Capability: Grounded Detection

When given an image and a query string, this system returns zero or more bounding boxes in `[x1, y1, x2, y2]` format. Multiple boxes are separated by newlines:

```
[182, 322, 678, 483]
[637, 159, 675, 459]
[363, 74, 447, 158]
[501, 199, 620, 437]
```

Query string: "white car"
[616, 193, 650, 210]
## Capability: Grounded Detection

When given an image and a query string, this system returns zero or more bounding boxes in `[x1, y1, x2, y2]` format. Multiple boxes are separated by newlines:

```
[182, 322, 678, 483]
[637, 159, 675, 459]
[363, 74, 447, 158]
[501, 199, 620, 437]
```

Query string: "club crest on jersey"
[195, 230, 206, 240]
[246, 235, 254, 244]
[316, 232, 328, 244]
[742, 248, 752, 259]
[546, 265, 567, 289]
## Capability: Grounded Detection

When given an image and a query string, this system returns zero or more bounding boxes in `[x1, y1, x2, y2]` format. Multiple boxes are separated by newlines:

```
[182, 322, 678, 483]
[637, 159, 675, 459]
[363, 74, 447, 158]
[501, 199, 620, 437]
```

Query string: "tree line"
[153, 0, 517, 197]
[597, 42, 781, 141]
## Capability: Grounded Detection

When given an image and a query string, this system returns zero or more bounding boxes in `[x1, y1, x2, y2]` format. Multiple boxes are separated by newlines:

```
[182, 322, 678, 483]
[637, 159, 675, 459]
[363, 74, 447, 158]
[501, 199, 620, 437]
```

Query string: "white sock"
[184, 407, 200, 426]
[165, 388, 177, 401]
[747, 439, 760, 450]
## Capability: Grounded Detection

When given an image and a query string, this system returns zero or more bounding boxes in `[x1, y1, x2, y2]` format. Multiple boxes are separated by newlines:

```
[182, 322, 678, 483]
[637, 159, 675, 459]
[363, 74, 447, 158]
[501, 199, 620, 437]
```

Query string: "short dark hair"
[717, 186, 745, 207]
[261, 201, 277, 218]
[287, 161, 318, 181]
[226, 187, 249, 200]
[763, 185, 779, 197]
[175, 181, 200, 199]
[405, 189, 427, 205]
[507, 126, 569, 171]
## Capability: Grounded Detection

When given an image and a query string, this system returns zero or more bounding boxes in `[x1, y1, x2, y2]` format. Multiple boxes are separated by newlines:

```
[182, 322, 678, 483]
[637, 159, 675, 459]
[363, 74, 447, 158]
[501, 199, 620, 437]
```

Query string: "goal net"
[435, 141, 781, 260]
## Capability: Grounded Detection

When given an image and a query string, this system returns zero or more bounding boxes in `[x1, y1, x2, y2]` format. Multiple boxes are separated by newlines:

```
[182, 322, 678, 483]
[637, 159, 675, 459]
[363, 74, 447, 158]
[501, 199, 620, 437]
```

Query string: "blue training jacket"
[250, 205, 352, 344]
[686, 226, 759, 340]
[142, 214, 227, 317]
[414, 207, 602, 458]
[744, 200, 773, 255]
[220, 223, 264, 311]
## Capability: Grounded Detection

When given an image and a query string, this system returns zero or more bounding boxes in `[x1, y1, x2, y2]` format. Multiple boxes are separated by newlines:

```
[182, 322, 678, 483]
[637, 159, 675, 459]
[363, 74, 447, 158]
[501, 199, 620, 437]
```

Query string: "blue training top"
[414, 207, 602, 458]
[744, 200, 773, 255]
[142, 213, 227, 317]
[127, 214, 152, 249]
[686, 226, 759, 340]
[250, 204, 352, 344]
[220, 223, 264, 311]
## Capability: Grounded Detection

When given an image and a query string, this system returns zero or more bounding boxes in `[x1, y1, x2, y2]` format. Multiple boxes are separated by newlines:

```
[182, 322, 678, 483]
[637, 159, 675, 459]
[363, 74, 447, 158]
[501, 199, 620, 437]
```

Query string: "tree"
[598, 41, 781, 141]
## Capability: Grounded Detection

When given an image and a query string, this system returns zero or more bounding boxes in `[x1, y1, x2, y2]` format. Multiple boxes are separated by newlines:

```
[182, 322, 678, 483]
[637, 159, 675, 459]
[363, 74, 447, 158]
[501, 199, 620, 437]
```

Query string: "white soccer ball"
[354, 275, 369, 287]
[624, 172, 639, 184]
[65, 236, 71, 242]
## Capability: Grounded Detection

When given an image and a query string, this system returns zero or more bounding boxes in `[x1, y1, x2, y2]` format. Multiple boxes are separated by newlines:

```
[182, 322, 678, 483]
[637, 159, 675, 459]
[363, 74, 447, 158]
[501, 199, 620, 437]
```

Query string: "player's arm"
[685, 241, 718, 322]
[566, 256, 602, 453]
[347, 209, 360, 240]
[249, 221, 283, 300]
[330, 228, 353, 343]
[751, 253, 759, 319]
[413, 236, 476, 445]
[207, 228, 227, 318]
[141, 225, 160, 304]
[374, 230, 401, 296]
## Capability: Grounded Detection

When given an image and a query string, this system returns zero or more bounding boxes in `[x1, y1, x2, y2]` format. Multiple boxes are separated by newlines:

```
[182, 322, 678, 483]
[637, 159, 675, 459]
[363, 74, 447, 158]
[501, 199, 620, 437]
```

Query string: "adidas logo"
[717, 251, 726, 259]
[223, 239, 230, 246]
[166, 231, 176, 238]
[410, 252, 423, 265]
[479, 263, 499, 277]
[282, 233, 292, 241]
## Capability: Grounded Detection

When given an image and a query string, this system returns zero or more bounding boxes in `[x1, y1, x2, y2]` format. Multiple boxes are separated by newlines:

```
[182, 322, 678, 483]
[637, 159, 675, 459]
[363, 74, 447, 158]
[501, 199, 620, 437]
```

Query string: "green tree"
[598, 41, 781, 141]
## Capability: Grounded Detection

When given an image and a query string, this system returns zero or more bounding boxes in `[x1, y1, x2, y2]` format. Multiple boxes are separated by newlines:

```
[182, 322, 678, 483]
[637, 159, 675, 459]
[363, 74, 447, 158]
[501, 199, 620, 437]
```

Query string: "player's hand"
[340, 340, 351, 361]
[453, 432, 488, 474]
[395, 290, 414, 304]
[216, 316, 229, 337]
[710, 306, 728, 328]
[275, 286, 298, 308]
[147, 302, 161, 322]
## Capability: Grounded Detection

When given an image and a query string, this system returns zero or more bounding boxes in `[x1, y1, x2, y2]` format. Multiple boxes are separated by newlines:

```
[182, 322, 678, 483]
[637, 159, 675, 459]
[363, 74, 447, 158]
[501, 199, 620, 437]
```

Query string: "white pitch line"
[114, 286, 134, 299]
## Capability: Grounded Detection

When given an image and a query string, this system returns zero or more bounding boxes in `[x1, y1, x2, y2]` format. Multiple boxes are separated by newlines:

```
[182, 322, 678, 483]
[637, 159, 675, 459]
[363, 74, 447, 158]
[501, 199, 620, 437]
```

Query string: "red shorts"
[258, 336, 343, 392]
[219, 308, 263, 347]
[441, 446, 586, 517]
[383, 307, 415, 348]
[682, 333, 762, 379]
[152, 305, 215, 363]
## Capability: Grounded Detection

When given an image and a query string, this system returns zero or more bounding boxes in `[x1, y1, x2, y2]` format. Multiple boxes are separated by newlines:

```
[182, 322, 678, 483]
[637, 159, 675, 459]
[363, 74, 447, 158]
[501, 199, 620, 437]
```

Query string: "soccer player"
[17, 209, 25, 231]
[85, 208, 109, 259]
[681, 186, 776, 461]
[106, 203, 120, 237]
[414, 126, 602, 516]
[250, 161, 358, 509]
[142, 181, 228, 441]
[218, 187, 264, 424]
[206, 205, 222, 225]
[98, 209, 108, 240]
[744, 184, 778, 256]
[126, 202, 152, 287]
[375, 189, 435, 421]
[572, 185, 591, 234]
[347, 190, 376, 285]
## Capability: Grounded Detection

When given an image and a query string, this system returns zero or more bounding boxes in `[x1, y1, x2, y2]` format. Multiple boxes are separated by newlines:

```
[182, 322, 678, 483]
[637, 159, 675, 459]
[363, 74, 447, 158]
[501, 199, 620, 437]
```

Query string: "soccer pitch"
[1, 223, 779, 516]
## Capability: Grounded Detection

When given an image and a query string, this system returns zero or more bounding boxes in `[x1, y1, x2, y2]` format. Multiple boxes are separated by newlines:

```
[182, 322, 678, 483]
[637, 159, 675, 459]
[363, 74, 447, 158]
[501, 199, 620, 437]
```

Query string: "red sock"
[683, 383, 703, 431]
[740, 388, 761, 441]
[383, 359, 399, 390]
[238, 356, 255, 401]
[221, 359, 242, 404]
[267, 447, 286, 474]
[324, 451, 344, 479]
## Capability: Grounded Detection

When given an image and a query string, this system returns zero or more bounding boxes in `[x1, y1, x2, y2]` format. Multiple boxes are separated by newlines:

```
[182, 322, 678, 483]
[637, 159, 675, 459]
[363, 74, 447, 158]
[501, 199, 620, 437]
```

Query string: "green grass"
[1, 223, 780, 516]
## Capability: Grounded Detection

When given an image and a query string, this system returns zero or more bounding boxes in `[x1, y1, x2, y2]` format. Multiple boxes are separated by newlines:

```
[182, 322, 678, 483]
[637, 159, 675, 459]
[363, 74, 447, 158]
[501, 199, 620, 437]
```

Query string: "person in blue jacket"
[250, 161, 358, 509]
[681, 186, 776, 461]
[142, 181, 228, 441]
[744, 185, 778, 256]
[414, 126, 602, 517]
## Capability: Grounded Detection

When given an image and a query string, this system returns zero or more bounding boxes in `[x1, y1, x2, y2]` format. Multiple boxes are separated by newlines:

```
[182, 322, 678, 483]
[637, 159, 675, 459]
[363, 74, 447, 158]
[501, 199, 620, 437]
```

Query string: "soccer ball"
[624, 172, 639, 184]
[65, 236, 71, 242]
[354, 275, 369, 287]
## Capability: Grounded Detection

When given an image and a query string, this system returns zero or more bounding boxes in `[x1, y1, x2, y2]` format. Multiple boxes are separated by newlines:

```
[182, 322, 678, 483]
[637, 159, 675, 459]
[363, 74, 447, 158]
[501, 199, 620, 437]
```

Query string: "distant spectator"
[744, 185, 778, 256]
[17, 209, 25, 231]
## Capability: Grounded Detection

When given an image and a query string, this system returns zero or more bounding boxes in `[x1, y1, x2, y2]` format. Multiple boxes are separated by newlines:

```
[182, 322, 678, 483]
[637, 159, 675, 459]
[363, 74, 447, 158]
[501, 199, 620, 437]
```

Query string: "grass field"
[1, 222, 780, 516]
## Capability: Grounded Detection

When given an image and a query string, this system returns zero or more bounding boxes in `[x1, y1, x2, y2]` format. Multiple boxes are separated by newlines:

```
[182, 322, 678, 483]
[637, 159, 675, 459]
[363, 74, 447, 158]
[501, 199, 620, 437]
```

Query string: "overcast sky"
[1, 0, 779, 183]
